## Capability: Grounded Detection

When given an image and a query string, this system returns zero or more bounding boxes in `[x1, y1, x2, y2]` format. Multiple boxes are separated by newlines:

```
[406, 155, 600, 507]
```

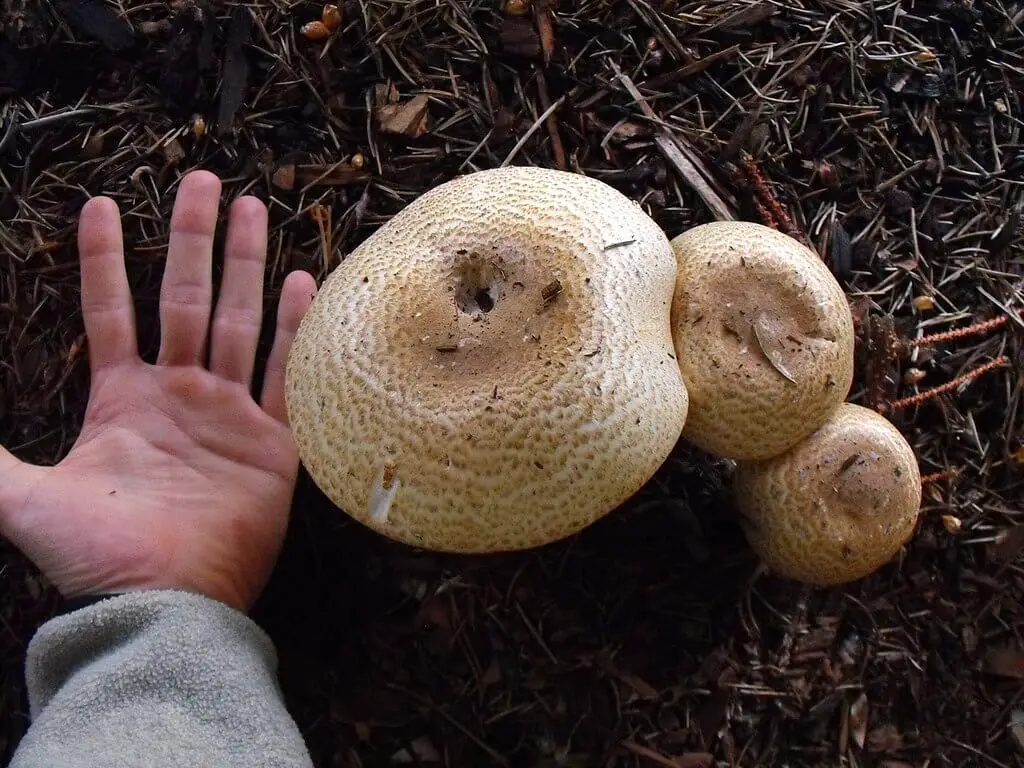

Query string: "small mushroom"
[285, 166, 689, 552]
[733, 402, 922, 585]
[669, 221, 855, 461]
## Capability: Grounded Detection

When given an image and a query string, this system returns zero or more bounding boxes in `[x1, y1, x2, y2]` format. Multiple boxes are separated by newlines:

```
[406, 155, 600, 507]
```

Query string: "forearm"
[10, 590, 313, 768]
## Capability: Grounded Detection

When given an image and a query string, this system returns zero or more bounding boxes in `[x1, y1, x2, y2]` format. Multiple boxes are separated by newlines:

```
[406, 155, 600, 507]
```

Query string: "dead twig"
[611, 61, 735, 221]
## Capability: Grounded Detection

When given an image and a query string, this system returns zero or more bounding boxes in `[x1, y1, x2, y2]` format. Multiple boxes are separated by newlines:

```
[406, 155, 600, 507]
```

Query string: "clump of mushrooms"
[667, 221, 922, 584]
[285, 166, 923, 584]
[285, 166, 690, 553]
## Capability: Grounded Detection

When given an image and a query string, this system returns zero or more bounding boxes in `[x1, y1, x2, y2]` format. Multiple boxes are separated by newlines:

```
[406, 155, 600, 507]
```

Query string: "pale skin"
[0, 170, 318, 612]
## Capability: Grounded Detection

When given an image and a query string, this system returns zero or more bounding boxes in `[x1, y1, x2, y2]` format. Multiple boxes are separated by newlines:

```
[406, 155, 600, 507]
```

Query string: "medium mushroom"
[733, 402, 922, 586]
[669, 221, 855, 461]
[284, 166, 690, 552]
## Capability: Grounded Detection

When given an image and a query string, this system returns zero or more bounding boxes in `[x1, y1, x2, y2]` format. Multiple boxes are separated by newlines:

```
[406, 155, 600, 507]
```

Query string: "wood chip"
[271, 162, 369, 191]
[57, 0, 134, 51]
[499, 14, 541, 58]
[985, 646, 1024, 679]
[535, 0, 555, 64]
[162, 137, 185, 165]
[216, 5, 252, 134]
[391, 736, 440, 763]
[377, 94, 431, 137]
[678, 755, 714, 768]
[618, 671, 659, 700]
[621, 741, 708, 767]
[1010, 709, 1024, 755]
[867, 724, 904, 752]
[849, 692, 868, 750]
[989, 524, 1024, 563]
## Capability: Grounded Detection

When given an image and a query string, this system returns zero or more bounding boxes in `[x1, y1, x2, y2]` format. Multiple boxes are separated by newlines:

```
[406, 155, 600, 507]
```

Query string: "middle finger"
[157, 170, 221, 367]
[208, 196, 269, 387]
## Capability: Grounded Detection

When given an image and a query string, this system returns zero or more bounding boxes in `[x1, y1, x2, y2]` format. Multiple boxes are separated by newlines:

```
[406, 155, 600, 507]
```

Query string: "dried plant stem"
[921, 468, 960, 485]
[738, 151, 808, 245]
[882, 356, 1010, 413]
[911, 311, 1020, 349]
[611, 62, 735, 221]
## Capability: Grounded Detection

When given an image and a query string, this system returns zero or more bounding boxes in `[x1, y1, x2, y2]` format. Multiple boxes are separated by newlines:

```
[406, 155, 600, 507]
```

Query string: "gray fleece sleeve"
[9, 589, 314, 768]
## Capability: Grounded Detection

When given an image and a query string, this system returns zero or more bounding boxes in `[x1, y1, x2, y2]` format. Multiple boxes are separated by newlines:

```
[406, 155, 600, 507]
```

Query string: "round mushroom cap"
[733, 402, 922, 586]
[285, 166, 689, 553]
[669, 221, 855, 461]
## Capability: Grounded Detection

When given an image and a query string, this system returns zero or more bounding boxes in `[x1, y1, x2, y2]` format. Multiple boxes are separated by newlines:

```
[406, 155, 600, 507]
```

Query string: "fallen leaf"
[752, 312, 797, 383]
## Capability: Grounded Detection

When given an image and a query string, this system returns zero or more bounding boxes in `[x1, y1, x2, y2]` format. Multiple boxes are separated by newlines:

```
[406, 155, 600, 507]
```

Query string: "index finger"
[78, 196, 138, 371]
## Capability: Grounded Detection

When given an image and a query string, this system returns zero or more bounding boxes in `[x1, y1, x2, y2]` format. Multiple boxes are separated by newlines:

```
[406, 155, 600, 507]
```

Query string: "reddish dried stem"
[752, 198, 776, 229]
[739, 151, 808, 245]
[911, 314, 1012, 348]
[920, 468, 959, 485]
[882, 356, 1009, 413]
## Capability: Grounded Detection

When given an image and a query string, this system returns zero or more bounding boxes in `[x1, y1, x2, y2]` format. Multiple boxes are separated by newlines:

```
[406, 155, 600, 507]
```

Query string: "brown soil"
[2, 1, 1023, 766]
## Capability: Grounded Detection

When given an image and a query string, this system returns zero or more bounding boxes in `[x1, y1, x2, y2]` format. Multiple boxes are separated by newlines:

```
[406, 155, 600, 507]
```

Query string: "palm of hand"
[0, 171, 317, 611]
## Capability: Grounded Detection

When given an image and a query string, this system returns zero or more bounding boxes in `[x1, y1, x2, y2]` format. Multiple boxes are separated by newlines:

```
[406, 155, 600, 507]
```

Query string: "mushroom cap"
[669, 221, 855, 461]
[733, 402, 922, 585]
[285, 166, 689, 553]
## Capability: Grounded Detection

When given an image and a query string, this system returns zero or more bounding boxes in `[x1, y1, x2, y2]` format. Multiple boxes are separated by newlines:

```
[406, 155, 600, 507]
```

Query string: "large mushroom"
[285, 166, 690, 552]
[733, 402, 923, 585]
[669, 221, 855, 461]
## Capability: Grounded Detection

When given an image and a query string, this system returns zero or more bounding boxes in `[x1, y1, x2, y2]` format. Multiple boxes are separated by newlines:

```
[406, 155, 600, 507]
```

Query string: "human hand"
[0, 170, 318, 612]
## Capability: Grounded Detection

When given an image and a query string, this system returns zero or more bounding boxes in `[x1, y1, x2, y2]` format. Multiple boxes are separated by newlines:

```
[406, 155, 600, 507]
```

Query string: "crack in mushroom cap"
[285, 166, 689, 553]
[669, 221, 855, 461]
[733, 402, 923, 586]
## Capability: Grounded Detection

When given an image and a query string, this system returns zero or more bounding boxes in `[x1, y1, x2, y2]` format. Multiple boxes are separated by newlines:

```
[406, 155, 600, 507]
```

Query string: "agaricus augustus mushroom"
[669, 221, 855, 461]
[285, 166, 690, 552]
[733, 402, 922, 586]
